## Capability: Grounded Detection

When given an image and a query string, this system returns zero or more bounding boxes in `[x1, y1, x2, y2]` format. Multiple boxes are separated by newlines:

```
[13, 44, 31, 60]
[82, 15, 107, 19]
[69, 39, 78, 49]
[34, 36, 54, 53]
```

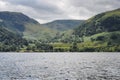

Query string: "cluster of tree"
[25, 41, 53, 52]
[79, 45, 120, 52]
[25, 41, 79, 52]
[48, 33, 84, 43]
[0, 27, 28, 52]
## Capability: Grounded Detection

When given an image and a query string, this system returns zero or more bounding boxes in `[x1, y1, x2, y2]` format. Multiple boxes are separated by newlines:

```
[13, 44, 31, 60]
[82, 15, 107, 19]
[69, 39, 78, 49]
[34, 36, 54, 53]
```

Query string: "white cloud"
[0, 0, 120, 23]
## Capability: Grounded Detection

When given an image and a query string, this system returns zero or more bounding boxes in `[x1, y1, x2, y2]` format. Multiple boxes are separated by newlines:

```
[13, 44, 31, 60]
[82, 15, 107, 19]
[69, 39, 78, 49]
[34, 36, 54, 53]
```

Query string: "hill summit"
[74, 8, 120, 36]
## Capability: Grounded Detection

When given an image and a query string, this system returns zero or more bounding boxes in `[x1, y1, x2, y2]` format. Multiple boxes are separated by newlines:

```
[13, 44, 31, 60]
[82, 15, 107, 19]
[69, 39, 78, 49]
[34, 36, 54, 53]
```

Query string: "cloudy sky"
[0, 0, 120, 23]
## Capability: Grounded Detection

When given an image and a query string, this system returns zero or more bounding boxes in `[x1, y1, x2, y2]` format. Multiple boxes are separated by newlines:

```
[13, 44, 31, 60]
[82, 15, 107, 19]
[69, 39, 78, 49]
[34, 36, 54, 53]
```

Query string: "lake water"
[0, 53, 120, 80]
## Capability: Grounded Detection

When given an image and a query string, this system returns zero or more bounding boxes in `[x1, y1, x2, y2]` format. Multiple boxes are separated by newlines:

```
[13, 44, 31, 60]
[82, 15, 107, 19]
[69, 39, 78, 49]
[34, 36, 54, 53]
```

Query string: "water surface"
[0, 53, 120, 80]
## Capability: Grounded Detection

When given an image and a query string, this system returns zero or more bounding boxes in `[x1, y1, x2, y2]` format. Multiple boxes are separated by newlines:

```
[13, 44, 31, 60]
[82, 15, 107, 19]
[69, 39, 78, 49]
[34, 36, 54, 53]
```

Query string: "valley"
[0, 8, 120, 52]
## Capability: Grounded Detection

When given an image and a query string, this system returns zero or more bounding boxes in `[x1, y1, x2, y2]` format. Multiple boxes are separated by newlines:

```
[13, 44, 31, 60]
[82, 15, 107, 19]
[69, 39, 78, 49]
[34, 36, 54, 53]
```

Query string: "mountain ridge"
[42, 20, 84, 31]
[74, 8, 120, 37]
[0, 11, 58, 40]
[0, 8, 120, 52]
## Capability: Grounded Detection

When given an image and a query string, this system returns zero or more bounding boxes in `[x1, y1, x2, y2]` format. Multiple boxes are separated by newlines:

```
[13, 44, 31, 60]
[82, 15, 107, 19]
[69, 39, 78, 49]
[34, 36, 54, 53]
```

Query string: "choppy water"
[0, 53, 120, 80]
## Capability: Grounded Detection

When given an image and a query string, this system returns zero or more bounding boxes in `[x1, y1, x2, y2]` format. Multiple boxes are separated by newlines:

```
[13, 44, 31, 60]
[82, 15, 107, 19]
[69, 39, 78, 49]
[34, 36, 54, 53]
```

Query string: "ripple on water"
[0, 53, 120, 80]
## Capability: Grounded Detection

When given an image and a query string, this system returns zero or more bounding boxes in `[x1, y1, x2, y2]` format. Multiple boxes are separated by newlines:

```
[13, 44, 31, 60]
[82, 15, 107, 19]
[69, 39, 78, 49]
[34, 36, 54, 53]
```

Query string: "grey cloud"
[0, 0, 120, 23]
[68, 0, 120, 13]
[6, 0, 62, 14]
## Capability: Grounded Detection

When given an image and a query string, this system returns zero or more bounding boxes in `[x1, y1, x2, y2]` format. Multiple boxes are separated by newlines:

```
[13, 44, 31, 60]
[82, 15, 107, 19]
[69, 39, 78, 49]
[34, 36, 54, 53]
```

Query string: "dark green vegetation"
[73, 8, 120, 52]
[74, 8, 120, 36]
[0, 8, 120, 52]
[0, 27, 28, 52]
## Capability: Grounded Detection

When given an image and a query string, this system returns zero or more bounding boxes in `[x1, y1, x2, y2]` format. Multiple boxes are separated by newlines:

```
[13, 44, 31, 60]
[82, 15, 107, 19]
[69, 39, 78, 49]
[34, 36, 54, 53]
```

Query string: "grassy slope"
[84, 31, 120, 42]
[87, 9, 120, 23]
[74, 8, 120, 37]
[0, 11, 59, 40]
[42, 20, 84, 31]
[23, 23, 58, 40]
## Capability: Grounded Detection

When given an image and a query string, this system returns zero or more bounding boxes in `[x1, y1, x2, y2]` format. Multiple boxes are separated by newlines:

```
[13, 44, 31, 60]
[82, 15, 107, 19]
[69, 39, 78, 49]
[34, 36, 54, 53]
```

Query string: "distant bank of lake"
[0, 53, 120, 80]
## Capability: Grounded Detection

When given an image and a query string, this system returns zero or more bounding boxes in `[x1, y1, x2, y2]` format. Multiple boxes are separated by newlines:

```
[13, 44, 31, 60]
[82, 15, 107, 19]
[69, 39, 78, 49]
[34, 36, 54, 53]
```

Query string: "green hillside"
[65, 8, 120, 52]
[0, 27, 28, 52]
[74, 8, 120, 37]
[23, 23, 58, 40]
[0, 11, 38, 34]
[0, 11, 58, 40]
[0, 8, 120, 52]
[42, 20, 84, 31]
